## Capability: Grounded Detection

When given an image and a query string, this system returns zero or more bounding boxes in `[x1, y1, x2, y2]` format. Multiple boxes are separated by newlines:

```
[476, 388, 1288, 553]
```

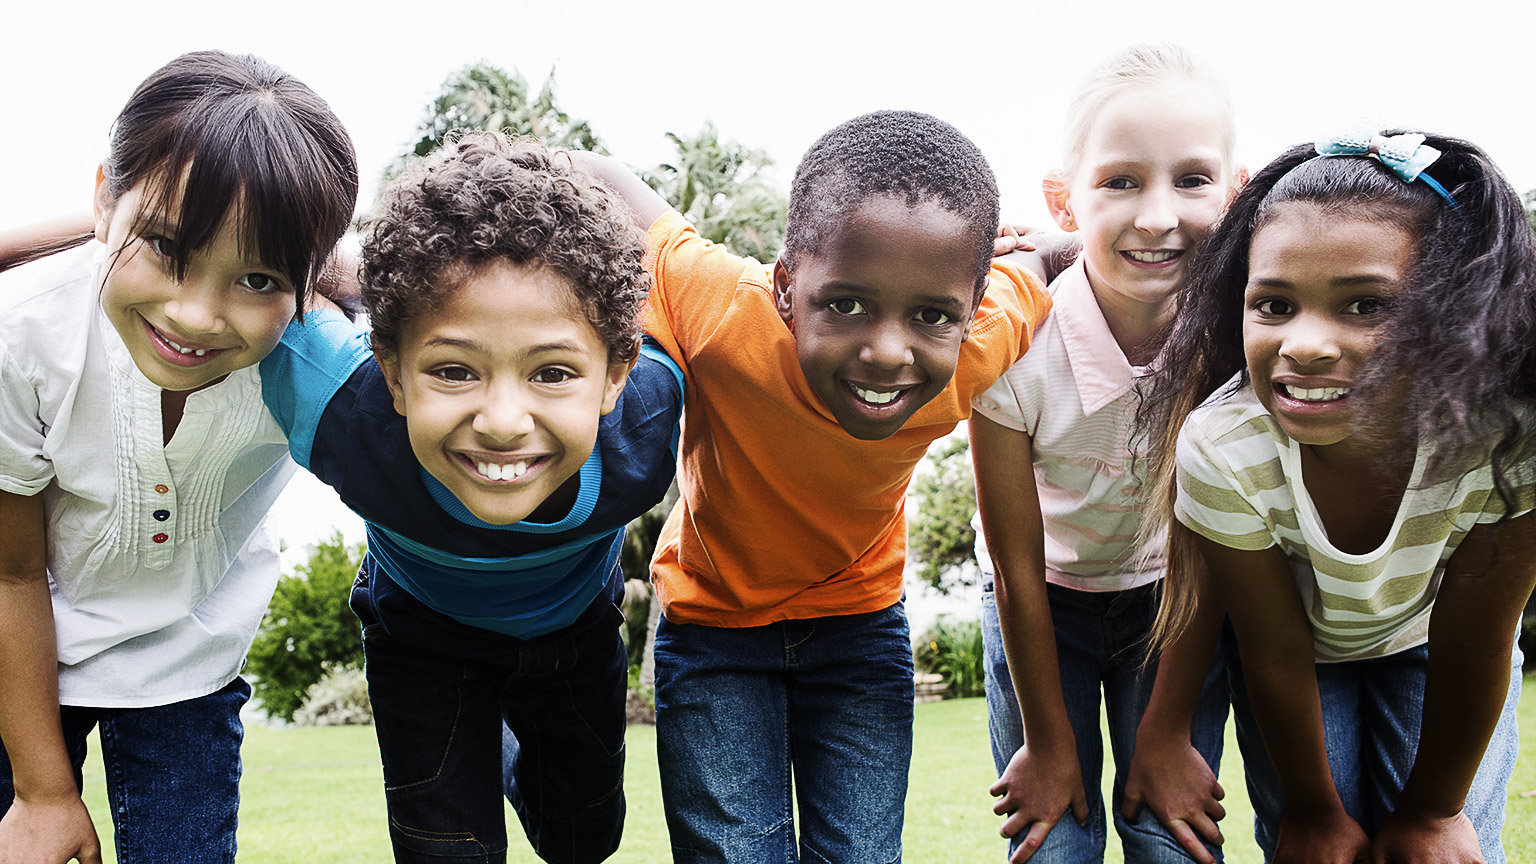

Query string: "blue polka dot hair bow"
[1314, 130, 1458, 207]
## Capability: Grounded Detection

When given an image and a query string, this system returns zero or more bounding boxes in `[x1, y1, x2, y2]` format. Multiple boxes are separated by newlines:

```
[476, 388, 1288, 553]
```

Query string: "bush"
[914, 616, 985, 699]
[293, 664, 373, 727]
[246, 532, 366, 722]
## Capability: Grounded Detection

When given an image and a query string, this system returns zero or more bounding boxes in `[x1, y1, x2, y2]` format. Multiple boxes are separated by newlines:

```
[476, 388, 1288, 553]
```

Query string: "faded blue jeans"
[1228, 639, 1524, 863]
[0, 676, 249, 863]
[654, 601, 914, 864]
[983, 581, 1230, 863]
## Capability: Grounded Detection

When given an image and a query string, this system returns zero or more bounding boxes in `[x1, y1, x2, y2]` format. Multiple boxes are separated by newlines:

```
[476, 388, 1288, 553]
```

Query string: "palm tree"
[644, 122, 787, 263]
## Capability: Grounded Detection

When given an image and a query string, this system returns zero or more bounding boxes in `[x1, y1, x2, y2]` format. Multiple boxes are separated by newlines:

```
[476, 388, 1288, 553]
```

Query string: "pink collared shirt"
[972, 260, 1164, 591]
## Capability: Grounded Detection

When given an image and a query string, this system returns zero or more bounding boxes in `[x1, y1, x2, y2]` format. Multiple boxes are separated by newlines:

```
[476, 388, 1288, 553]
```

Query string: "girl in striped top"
[1141, 130, 1536, 864]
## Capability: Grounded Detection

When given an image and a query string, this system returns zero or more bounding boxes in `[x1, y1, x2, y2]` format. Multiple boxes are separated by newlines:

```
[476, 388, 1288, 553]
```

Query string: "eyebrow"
[419, 337, 590, 356]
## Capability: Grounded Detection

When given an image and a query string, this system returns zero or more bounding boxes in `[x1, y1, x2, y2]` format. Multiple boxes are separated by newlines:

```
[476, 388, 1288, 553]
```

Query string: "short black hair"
[782, 110, 999, 298]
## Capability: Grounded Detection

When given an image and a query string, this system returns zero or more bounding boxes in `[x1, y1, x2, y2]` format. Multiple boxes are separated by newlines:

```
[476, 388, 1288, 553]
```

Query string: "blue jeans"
[654, 601, 915, 864]
[1229, 639, 1523, 863]
[351, 556, 628, 864]
[982, 581, 1230, 863]
[0, 676, 249, 863]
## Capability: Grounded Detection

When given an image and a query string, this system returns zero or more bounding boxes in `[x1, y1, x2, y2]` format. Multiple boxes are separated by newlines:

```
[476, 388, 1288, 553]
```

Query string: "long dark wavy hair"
[1138, 130, 1536, 643]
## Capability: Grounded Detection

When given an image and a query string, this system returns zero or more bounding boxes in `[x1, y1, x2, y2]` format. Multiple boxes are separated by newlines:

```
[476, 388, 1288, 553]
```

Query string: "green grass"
[79, 682, 1534, 862]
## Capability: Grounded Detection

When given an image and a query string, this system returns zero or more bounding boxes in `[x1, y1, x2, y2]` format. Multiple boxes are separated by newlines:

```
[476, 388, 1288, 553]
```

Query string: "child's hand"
[1274, 806, 1370, 864]
[1369, 808, 1483, 864]
[993, 224, 1040, 257]
[0, 793, 103, 864]
[989, 741, 1089, 863]
[1121, 733, 1224, 864]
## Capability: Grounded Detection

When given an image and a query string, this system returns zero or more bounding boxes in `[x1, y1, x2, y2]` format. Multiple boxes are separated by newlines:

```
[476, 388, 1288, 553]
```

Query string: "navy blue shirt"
[261, 310, 681, 638]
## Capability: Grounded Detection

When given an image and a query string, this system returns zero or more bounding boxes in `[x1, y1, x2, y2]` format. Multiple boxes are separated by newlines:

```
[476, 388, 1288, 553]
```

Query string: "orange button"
[152, 533, 169, 544]
[154, 484, 169, 494]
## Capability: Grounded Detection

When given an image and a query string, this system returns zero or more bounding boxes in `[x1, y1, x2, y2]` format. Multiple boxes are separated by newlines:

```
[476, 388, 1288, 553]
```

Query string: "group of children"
[0, 40, 1530, 864]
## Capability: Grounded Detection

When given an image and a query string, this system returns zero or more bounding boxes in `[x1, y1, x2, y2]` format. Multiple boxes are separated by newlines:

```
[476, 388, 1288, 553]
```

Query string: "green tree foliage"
[908, 437, 980, 595]
[246, 532, 365, 723]
[645, 122, 787, 263]
[398, 63, 604, 174]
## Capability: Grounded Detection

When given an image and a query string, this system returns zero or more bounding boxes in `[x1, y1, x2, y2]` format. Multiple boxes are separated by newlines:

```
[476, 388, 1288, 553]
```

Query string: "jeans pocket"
[348, 562, 386, 639]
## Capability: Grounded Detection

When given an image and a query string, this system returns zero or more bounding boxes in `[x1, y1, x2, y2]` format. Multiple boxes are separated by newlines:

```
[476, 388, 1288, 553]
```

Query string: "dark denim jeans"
[654, 601, 915, 864]
[1229, 638, 1523, 863]
[0, 676, 249, 863]
[982, 581, 1230, 863]
[350, 555, 628, 864]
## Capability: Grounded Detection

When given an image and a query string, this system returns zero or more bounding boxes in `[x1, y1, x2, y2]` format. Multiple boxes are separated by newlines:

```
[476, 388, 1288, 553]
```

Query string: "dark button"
[152, 533, 169, 544]
[153, 510, 170, 521]
[154, 484, 169, 494]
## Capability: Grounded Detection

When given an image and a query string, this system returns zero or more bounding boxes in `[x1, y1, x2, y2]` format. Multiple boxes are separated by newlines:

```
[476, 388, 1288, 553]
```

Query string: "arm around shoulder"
[565, 151, 675, 231]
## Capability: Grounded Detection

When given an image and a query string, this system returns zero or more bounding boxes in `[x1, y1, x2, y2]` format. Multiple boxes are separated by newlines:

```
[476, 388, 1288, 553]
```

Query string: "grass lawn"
[80, 681, 1535, 862]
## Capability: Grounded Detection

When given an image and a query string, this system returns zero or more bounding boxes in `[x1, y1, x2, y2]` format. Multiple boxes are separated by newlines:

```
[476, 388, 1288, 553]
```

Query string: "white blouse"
[0, 244, 293, 707]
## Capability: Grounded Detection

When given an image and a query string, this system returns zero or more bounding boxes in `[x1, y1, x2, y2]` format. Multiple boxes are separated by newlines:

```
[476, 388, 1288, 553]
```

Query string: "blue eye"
[1104, 177, 1135, 190]
[1176, 175, 1213, 189]
[829, 298, 866, 315]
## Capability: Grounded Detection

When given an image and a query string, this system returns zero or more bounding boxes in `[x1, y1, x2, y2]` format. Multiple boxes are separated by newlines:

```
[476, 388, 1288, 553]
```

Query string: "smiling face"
[376, 259, 631, 526]
[773, 195, 979, 441]
[95, 171, 298, 392]
[1052, 83, 1233, 317]
[1243, 203, 1415, 460]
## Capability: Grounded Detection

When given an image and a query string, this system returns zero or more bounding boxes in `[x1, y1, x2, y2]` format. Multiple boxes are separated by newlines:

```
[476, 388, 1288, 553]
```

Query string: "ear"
[372, 340, 408, 417]
[93, 164, 112, 243]
[1227, 165, 1251, 206]
[599, 351, 636, 416]
[772, 258, 794, 327]
[1042, 170, 1076, 232]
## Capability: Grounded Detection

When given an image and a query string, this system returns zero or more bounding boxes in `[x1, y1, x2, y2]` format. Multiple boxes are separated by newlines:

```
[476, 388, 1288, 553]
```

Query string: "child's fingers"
[1009, 820, 1055, 864]
[1166, 818, 1218, 864]
[1211, 779, 1225, 801]
[1071, 787, 1090, 827]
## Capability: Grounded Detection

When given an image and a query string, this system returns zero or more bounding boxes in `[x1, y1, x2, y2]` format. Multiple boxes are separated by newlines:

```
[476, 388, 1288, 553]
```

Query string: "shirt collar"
[1051, 261, 1138, 416]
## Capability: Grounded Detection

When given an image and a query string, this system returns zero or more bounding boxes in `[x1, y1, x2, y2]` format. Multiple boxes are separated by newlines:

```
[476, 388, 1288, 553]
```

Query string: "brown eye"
[829, 298, 865, 315]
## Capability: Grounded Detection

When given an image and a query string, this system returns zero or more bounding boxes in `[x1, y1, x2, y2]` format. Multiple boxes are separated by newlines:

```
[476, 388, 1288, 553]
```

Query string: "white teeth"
[475, 460, 530, 481]
[853, 386, 899, 405]
[164, 335, 209, 356]
[194, 349, 207, 356]
[1125, 250, 1179, 263]
[1282, 384, 1351, 402]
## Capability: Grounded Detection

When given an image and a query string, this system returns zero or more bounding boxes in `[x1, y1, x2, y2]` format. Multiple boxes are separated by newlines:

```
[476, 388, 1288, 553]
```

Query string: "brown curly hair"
[361, 131, 648, 363]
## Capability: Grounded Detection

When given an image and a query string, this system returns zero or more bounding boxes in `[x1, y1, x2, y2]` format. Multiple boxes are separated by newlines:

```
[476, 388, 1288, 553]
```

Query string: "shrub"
[914, 616, 985, 699]
[293, 664, 373, 727]
[246, 532, 366, 722]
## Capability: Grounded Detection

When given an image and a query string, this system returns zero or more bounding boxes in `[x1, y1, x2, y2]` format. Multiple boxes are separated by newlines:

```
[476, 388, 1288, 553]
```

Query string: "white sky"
[3, 0, 1534, 572]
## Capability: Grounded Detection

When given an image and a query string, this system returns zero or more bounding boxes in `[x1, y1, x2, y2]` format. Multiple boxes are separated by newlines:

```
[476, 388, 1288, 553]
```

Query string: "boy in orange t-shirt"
[572, 110, 1050, 862]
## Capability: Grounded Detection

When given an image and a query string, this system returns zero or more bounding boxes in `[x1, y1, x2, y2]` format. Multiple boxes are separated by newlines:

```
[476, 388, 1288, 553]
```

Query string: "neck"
[1083, 272, 1174, 367]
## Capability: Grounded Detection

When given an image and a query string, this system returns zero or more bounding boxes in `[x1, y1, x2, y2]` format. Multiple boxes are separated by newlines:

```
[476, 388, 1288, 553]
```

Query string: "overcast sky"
[3, 0, 1533, 567]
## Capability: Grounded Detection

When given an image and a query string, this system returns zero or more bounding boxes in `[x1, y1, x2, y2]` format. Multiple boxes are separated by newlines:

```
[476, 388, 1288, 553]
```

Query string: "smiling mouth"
[1278, 383, 1352, 403]
[847, 382, 918, 408]
[1122, 250, 1181, 264]
[143, 317, 226, 366]
[463, 455, 544, 483]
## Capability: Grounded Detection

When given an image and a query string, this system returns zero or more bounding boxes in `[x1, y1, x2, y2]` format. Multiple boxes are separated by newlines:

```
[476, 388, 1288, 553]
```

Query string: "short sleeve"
[1173, 417, 1277, 551]
[972, 361, 1029, 433]
[259, 309, 372, 470]
[641, 211, 764, 369]
[0, 340, 50, 495]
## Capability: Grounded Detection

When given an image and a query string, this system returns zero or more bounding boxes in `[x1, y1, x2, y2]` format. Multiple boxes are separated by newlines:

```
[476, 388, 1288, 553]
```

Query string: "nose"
[858, 318, 915, 370]
[473, 380, 536, 443]
[163, 280, 228, 337]
[1134, 185, 1177, 236]
[1279, 314, 1341, 366]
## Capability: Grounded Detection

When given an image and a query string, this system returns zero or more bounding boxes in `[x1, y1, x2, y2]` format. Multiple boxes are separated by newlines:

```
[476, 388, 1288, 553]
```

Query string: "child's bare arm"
[970, 414, 1088, 863]
[1122, 561, 1226, 864]
[565, 152, 674, 231]
[0, 490, 102, 864]
[0, 214, 95, 272]
[1372, 511, 1536, 864]
[1195, 533, 1370, 864]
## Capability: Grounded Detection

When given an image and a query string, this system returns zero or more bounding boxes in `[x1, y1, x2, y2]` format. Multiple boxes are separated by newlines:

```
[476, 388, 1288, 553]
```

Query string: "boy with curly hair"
[259, 131, 682, 864]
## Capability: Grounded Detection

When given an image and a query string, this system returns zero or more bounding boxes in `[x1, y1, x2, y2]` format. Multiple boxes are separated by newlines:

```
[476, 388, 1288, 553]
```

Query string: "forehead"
[1075, 83, 1231, 172]
[403, 259, 600, 350]
[1248, 204, 1415, 285]
[797, 196, 977, 306]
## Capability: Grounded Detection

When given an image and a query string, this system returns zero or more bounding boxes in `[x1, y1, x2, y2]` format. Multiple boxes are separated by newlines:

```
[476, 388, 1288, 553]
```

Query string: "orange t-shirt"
[643, 212, 1050, 627]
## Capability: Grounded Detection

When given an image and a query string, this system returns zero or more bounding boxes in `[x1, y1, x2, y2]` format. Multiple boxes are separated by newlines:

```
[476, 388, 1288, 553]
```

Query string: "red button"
[154, 484, 169, 494]
[152, 533, 169, 544]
